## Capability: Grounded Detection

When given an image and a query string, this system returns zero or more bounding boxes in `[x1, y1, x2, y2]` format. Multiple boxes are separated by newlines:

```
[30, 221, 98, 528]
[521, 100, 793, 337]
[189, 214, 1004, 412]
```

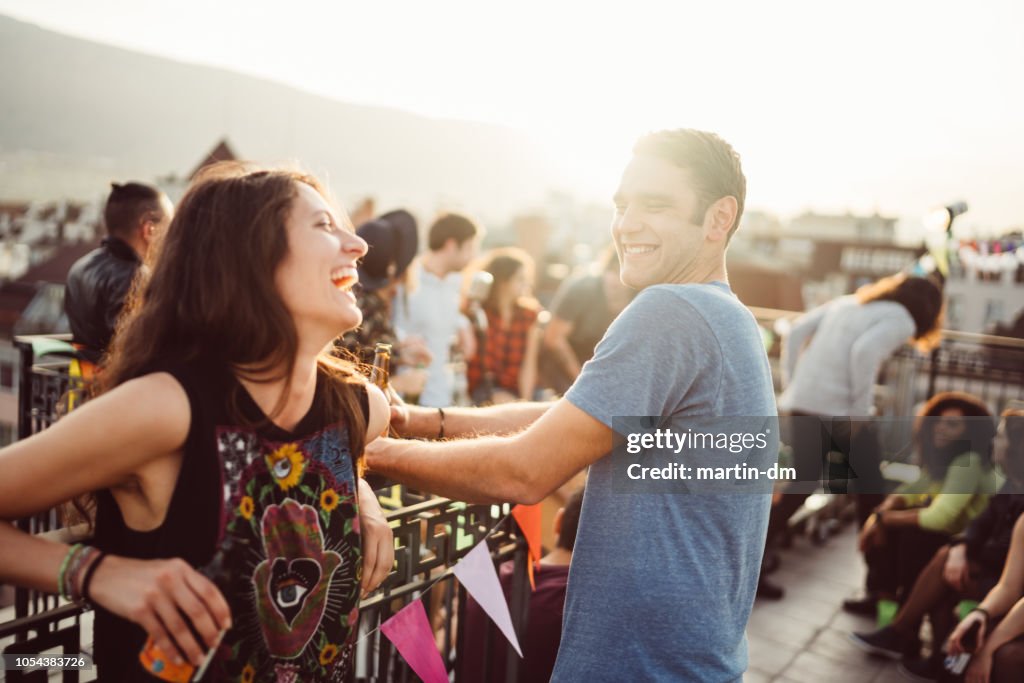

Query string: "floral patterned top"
[93, 362, 367, 682]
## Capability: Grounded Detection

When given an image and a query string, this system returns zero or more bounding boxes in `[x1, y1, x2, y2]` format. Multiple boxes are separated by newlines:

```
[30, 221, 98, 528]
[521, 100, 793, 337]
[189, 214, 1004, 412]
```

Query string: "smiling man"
[367, 129, 777, 681]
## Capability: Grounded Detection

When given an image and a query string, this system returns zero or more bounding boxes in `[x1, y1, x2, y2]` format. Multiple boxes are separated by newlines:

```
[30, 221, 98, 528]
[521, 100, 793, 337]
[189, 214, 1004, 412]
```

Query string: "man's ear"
[553, 507, 565, 538]
[704, 196, 738, 243]
[139, 213, 159, 244]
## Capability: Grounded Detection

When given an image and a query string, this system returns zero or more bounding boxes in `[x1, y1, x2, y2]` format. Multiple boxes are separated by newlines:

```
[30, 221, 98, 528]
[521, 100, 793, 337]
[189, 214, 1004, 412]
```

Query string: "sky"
[1, 0, 1022, 236]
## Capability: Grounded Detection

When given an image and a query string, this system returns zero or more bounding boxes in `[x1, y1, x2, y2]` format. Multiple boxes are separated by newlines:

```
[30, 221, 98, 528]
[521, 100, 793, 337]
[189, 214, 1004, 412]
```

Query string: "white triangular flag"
[452, 540, 523, 657]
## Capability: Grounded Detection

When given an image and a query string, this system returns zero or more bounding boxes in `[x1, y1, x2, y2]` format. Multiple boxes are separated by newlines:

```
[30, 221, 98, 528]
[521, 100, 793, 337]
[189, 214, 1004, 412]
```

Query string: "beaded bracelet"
[57, 543, 84, 601]
[67, 546, 99, 603]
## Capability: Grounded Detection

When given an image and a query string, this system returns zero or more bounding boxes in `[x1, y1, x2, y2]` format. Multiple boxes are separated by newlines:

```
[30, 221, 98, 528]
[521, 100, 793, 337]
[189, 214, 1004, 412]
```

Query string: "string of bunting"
[359, 502, 541, 682]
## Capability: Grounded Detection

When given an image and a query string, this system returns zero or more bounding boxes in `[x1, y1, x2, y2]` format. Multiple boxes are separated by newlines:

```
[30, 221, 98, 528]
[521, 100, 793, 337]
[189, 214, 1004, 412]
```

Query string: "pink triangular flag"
[452, 541, 523, 657]
[380, 600, 449, 683]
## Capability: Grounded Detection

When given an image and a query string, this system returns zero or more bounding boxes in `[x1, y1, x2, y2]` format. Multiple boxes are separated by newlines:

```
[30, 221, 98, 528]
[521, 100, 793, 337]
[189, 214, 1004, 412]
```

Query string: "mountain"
[0, 14, 558, 221]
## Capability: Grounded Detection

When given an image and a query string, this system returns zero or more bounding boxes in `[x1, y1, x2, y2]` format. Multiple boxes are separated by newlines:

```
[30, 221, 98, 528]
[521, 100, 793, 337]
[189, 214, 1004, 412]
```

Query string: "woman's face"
[932, 407, 966, 448]
[275, 182, 367, 347]
[505, 266, 529, 299]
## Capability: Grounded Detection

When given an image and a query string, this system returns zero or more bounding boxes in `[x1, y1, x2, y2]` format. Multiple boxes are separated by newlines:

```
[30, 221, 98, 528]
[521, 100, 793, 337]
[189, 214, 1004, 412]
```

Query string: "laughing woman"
[0, 164, 394, 681]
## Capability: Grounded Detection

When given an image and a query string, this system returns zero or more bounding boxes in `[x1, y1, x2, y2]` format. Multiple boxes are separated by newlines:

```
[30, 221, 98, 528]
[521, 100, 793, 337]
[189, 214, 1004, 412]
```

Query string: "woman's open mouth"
[331, 267, 358, 291]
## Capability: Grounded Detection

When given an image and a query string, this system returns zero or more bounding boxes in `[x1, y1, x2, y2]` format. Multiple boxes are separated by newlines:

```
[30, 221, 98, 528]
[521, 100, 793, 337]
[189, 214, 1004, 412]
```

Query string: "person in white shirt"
[394, 213, 481, 407]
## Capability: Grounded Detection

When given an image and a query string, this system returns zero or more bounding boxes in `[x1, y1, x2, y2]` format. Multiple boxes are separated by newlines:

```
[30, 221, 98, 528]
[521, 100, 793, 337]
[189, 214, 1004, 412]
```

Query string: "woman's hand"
[947, 609, 988, 656]
[88, 555, 231, 667]
[944, 544, 971, 591]
[357, 478, 394, 598]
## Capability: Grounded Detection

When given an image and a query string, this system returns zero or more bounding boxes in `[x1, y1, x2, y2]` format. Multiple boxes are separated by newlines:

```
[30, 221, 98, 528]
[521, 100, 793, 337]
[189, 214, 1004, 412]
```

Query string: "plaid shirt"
[467, 304, 539, 395]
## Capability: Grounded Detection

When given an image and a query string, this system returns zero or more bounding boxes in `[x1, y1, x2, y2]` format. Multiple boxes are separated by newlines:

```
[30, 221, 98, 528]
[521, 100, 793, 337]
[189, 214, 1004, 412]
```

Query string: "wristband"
[80, 552, 109, 606]
[437, 407, 446, 440]
[970, 606, 990, 623]
[66, 545, 98, 602]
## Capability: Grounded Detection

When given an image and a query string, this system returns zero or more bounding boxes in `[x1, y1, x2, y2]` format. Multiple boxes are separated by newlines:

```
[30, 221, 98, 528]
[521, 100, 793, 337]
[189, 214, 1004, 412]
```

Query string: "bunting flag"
[451, 541, 523, 657]
[380, 600, 449, 683]
[512, 503, 543, 590]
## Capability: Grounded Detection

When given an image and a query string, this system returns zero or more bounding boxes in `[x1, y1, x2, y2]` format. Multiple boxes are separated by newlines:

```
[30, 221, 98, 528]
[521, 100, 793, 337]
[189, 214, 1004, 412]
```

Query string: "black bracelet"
[437, 407, 446, 440]
[80, 552, 108, 606]
[970, 606, 990, 623]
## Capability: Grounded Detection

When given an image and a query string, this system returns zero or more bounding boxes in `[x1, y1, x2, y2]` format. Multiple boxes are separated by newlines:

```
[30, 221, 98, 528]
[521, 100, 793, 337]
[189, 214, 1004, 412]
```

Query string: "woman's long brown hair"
[855, 273, 945, 352]
[104, 163, 368, 469]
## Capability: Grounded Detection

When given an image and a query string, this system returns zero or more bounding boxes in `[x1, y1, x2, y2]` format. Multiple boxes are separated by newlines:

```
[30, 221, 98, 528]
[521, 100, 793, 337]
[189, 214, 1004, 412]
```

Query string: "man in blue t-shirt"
[367, 128, 778, 682]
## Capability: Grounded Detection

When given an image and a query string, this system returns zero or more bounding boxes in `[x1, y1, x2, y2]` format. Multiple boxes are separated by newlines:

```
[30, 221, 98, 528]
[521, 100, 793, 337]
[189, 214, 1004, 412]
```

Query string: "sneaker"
[897, 657, 940, 681]
[756, 578, 785, 600]
[848, 626, 907, 660]
[842, 595, 877, 616]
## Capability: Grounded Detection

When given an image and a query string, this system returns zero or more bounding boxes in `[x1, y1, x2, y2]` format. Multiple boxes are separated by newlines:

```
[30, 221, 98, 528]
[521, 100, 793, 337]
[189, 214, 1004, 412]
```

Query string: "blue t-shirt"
[556, 282, 778, 682]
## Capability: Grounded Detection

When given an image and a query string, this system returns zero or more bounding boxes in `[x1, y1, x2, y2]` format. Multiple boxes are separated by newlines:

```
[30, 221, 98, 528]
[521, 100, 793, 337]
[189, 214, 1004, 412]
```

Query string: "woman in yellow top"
[852, 392, 999, 617]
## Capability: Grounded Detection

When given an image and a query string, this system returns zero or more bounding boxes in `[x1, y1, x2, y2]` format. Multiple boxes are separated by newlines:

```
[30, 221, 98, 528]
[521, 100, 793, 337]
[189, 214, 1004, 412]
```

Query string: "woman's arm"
[358, 384, 394, 597]
[951, 514, 1024, 658]
[0, 372, 189, 520]
[0, 372, 231, 666]
[780, 300, 832, 388]
[971, 596, 1024, 674]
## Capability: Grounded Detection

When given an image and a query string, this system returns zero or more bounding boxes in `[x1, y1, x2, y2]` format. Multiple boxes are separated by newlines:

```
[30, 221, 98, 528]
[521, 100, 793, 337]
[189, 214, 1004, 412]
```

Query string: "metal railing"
[1, 336, 530, 682]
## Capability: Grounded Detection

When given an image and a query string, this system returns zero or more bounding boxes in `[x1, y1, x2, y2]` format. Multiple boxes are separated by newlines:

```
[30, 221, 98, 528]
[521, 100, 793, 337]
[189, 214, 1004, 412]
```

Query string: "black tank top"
[93, 361, 368, 682]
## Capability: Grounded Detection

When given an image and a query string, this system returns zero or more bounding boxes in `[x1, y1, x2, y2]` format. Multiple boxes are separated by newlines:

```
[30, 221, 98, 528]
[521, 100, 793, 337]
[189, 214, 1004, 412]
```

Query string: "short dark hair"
[428, 213, 480, 251]
[556, 487, 585, 551]
[633, 129, 746, 241]
[104, 182, 166, 238]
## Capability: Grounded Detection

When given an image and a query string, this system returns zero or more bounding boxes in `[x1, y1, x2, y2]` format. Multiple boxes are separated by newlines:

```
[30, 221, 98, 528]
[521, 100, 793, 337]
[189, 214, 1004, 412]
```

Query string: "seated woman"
[850, 409, 1024, 676]
[845, 392, 999, 621]
[945, 513, 1024, 683]
[0, 164, 394, 681]
[466, 247, 543, 405]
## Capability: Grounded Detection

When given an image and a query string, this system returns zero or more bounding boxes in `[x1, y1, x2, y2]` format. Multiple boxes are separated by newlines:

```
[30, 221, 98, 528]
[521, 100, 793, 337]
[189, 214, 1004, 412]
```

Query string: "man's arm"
[393, 400, 552, 439]
[367, 397, 610, 504]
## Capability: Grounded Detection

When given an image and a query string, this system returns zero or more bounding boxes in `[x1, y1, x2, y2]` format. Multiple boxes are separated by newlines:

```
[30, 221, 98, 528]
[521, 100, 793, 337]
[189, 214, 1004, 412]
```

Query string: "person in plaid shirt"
[466, 247, 543, 404]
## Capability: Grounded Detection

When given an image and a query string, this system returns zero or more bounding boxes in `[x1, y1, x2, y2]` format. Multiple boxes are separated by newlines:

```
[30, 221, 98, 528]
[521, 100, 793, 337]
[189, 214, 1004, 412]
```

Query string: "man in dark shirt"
[542, 248, 634, 394]
[459, 488, 583, 683]
[64, 182, 172, 363]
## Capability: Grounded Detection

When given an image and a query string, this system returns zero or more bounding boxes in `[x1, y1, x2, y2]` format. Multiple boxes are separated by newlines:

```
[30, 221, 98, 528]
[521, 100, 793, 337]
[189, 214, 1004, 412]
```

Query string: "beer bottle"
[369, 342, 392, 390]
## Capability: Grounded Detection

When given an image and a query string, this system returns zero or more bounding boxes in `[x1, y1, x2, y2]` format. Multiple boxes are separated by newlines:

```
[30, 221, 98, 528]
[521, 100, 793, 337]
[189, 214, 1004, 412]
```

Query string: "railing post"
[927, 346, 940, 398]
